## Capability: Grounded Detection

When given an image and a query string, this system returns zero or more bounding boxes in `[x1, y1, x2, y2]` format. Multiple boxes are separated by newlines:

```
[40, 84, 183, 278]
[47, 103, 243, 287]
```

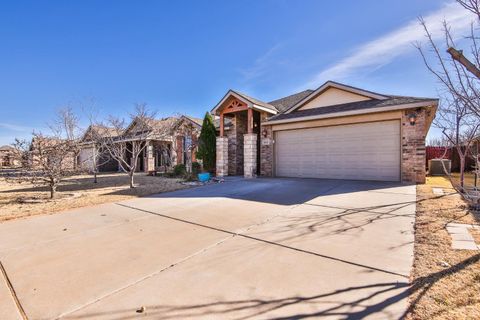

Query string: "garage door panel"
[275, 120, 400, 181]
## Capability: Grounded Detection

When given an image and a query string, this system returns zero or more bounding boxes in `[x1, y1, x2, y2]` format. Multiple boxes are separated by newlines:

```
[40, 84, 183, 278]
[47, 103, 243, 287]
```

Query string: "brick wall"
[225, 112, 247, 175]
[225, 116, 237, 175]
[235, 112, 247, 175]
[260, 113, 274, 176]
[401, 108, 427, 184]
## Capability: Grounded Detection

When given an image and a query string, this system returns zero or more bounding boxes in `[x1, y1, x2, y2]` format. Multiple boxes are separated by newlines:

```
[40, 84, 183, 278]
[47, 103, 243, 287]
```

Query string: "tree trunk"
[50, 184, 57, 199]
[460, 155, 465, 190]
[129, 172, 135, 188]
[94, 171, 97, 184]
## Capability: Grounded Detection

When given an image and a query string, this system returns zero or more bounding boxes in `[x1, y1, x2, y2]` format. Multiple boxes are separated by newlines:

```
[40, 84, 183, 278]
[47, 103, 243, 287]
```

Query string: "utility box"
[429, 159, 452, 176]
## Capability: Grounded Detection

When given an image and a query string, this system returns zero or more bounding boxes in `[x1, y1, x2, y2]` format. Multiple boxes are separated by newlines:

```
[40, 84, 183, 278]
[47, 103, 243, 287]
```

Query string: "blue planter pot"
[198, 172, 211, 182]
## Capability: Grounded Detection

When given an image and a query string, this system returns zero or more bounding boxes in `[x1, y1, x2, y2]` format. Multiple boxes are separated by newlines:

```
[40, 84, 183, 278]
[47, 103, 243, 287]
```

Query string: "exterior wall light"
[262, 129, 268, 138]
[408, 113, 417, 126]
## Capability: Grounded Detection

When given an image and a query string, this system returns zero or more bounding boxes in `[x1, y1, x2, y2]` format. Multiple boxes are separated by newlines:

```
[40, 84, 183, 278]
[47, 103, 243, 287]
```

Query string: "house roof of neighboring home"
[125, 115, 201, 138]
[181, 115, 203, 127]
[0, 145, 14, 151]
[80, 125, 119, 143]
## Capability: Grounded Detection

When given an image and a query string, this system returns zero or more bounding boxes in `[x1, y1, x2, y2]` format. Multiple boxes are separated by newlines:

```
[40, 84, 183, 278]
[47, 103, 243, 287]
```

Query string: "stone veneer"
[225, 112, 247, 175]
[260, 112, 274, 176]
[216, 137, 228, 177]
[401, 108, 427, 184]
[243, 133, 257, 178]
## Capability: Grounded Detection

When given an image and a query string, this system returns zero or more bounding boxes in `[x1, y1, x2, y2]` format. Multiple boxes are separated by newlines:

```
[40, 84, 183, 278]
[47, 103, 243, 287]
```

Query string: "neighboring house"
[212, 80, 438, 183]
[0, 145, 20, 168]
[79, 115, 202, 173]
[77, 125, 120, 172]
[28, 136, 76, 170]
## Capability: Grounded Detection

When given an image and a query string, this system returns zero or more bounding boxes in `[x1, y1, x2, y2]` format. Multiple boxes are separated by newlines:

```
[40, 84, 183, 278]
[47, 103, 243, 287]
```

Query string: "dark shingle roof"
[267, 96, 437, 122]
[268, 90, 314, 113]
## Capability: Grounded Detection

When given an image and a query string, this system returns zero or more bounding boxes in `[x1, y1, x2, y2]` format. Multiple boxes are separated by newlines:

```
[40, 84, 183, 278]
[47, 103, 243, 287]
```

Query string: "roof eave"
[263, 100, 439, 126]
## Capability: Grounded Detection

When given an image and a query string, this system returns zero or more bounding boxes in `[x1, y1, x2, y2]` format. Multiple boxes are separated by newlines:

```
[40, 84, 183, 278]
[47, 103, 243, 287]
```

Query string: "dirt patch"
[407, 179, 480, 319]
[0, 172, 190, 222]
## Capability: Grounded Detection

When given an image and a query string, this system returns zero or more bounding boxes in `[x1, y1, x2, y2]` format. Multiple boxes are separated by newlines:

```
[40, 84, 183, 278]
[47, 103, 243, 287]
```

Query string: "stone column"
[244, 133, 257, 178]
[216, 137, 228, 177]
[146, 141, 155, 173]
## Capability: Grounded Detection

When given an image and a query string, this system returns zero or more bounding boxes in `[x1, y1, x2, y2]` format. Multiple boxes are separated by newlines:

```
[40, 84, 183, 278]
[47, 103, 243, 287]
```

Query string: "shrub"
[184, 172, 197, 181]
[196, 113, 216, 173]
[191, 161, 201, 175]
[173, 164, 186, 177]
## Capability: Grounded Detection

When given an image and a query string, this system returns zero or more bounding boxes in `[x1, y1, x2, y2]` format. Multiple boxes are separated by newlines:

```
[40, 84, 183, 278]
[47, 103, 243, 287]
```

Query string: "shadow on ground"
[65, 254, 479, 320]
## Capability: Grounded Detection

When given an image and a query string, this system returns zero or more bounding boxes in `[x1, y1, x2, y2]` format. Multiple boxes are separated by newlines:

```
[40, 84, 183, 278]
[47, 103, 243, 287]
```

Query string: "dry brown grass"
[407, 178, 480, 319]
[0, 172, 190, 222]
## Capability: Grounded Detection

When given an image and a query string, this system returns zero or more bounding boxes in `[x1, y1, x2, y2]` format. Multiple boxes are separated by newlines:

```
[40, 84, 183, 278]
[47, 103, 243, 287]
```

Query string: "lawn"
[407, 177, 480, 319]
[0, 172, 190, 222]
[451, 172, 477, 188]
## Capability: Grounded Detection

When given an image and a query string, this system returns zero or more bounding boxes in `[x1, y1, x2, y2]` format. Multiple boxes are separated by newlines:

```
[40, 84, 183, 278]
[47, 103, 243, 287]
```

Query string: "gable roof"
[180, 115, 203, 127]
[211, 90, 278, 115]
[211, 80, 437, 124]
[81, 125, 119, 142]
[125, 115, 201, 138]
[284, 81, 389, 114]
[266, 96, 438, 124]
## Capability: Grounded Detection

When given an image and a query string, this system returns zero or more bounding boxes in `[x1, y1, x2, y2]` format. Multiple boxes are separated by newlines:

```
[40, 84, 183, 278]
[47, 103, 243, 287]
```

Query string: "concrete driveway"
[0, 178, 416, 320]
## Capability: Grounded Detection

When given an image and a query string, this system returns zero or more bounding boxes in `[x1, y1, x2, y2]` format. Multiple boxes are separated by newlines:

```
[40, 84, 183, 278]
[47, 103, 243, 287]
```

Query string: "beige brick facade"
[401, 108, 427, 184]
[260, 122, 274, 177]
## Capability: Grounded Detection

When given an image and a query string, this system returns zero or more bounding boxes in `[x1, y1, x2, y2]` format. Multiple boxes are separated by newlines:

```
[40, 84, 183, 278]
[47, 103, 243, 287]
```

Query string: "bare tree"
[92, 103, 156, 188]
[434, 96, 480, 189]
[416, 1, 480, 189]
[12, 108, 81, 199]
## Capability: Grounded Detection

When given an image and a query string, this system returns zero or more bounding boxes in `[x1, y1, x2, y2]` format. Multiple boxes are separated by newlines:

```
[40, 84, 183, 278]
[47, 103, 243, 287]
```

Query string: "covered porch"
[213, 90, 276, 178]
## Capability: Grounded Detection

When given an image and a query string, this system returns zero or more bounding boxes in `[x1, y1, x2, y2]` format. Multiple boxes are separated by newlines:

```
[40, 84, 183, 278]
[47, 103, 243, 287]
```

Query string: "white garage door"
[275, 120, 400, 181]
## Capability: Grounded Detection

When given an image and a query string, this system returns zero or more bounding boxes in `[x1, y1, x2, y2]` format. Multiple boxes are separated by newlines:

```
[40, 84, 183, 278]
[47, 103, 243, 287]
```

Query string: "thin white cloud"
[304, 1, 475, 88]
[0, 122, 32, 132]
[239, 43, 283, 80]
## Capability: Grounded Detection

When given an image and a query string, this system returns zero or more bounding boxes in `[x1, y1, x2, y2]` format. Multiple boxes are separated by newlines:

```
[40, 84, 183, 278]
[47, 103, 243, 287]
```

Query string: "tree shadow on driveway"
[64, 253, 479, 320]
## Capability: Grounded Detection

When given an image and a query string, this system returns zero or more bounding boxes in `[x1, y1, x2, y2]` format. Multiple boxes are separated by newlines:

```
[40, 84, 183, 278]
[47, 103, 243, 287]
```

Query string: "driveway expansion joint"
[0, 260, 28, 320]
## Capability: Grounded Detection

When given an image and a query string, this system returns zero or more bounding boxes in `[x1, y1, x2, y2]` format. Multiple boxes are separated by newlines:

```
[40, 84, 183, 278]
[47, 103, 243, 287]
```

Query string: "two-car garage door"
[274, 120, 401, 181]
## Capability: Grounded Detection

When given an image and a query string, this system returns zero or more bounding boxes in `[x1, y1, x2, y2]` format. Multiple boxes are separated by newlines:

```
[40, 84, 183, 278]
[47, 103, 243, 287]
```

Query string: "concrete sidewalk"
[0, 178, 416, 319]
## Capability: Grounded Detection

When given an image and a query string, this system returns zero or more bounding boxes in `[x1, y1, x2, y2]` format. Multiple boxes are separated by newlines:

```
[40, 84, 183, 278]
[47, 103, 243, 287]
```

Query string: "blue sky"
[0, 0, 475, 145]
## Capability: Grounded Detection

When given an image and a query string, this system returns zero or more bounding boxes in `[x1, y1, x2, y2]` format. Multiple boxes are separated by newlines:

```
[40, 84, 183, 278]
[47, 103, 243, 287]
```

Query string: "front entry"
[214, 94, 267, 178]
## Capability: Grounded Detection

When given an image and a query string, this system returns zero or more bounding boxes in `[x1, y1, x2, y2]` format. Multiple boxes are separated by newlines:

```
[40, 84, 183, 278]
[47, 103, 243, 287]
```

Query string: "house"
[77, 125, 120, 172]
[212, 81, 438, 183]
[78, 115, 202, 173]
[28, 136, 76, 171]
[0, 145, 20, 168]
